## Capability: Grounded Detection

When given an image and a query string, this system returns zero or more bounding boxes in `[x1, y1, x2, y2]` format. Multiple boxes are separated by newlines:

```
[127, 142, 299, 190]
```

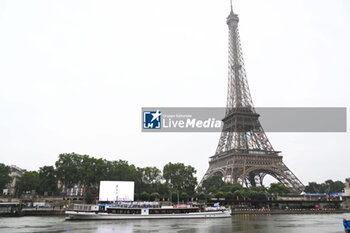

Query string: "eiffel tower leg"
[241, 164, 304, 193]
[241, 160, 247, 186]
[224, 167, 233, 183]
[199, 168, 211, 186]
[259, 173, 266, 186]
[230, 167, 234, 183]
[276, 163, 304, 193]
[248, 173, 256, 187]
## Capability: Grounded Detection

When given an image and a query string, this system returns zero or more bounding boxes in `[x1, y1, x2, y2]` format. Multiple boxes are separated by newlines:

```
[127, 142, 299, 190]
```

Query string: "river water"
[0, 214, 349, 233]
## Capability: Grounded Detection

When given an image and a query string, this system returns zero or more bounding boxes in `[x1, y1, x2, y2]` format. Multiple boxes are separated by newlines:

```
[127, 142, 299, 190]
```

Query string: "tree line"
[198, 175, 290, 202]
[0, 153, 198, 202]
[199, 175, 346, 203]
[304, 180, 345, 194]
[0, 154, 346, 203]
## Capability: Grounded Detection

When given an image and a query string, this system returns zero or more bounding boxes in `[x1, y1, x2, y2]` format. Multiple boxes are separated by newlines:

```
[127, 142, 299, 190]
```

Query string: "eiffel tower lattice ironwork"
[201, 3, 304, 193]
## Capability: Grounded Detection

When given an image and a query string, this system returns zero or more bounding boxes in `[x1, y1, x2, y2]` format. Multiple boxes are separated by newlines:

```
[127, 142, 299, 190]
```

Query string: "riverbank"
[231, 208, 350, 215]
[22, 208, 65, 216]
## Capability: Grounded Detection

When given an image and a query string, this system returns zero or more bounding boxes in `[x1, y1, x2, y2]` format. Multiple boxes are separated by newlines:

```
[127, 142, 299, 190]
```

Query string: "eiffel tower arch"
[201, 3, 304, 193]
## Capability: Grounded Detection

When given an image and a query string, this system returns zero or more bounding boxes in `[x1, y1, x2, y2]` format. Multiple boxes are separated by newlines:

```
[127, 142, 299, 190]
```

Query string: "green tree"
[140, 167, 162, 184]
[18, 171, 40, 194]
[305, 182, 321, 193]
[215, 191, 224, 198]
[93, 158, 109, 185]
[38, 166, 57, 195]
[140, 192, 150, 201]
[0, 163, 11, 191]
[133, 167, 144, 195]
[332, 181, 345, 193]
[136, 166, 162, 195]
[220, 184, 234, 192]
[207, 186, 218, 194]
[106, 160, 137, 181]
[248, 191, 267, 201]
[197, 192, 206, 201]
[268, 183, 290, 194]
[55, 153, 82, 189]
[304, 180, 345, 194]
[171, 192, 178, 202]
[325, 180, 345, 193]
[79, 155, 108, 188]
[55, 153, 113, 196]
[224, 192, 234, 200]
[250, 186, 267, 192]
[156, 183, 171, 197]
[163, 163, 197, 196]
[202, 175, 224, 192]
[150, 192, 160, 201]
[241, 188, 252, 199]
[230, 183, 243, 193]
[180, 192, 189, 202]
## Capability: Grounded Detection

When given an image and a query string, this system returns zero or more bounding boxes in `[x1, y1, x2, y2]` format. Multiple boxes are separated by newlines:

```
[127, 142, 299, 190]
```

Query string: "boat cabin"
[106, 207, 201, 215]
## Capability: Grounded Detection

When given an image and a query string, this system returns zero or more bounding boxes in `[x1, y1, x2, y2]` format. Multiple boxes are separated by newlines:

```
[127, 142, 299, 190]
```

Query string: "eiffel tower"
[201, 2, 304, 193]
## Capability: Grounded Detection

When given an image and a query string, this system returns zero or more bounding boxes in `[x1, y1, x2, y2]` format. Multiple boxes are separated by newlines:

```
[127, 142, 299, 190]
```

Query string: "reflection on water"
[0, 214, 349, 233]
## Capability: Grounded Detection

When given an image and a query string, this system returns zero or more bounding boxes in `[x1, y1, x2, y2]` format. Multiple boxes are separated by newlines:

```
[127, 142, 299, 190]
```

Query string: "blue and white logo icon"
[143, 110, 162, 129]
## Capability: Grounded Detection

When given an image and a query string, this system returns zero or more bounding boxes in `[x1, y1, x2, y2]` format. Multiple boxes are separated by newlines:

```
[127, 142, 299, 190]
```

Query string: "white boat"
[65, 205, 231, 220]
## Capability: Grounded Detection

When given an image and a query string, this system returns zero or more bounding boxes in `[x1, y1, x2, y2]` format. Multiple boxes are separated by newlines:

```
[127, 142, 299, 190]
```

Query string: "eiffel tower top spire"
[227, 0, 239, 27]
[225, 1, 254, 115]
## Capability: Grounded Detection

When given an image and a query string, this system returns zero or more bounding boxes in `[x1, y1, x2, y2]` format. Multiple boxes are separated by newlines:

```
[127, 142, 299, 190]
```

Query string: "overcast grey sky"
[0, 0, 349, 185]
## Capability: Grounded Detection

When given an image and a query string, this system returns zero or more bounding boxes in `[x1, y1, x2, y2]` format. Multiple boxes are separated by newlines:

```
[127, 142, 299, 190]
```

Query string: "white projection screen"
[99, 181, 134, 202]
